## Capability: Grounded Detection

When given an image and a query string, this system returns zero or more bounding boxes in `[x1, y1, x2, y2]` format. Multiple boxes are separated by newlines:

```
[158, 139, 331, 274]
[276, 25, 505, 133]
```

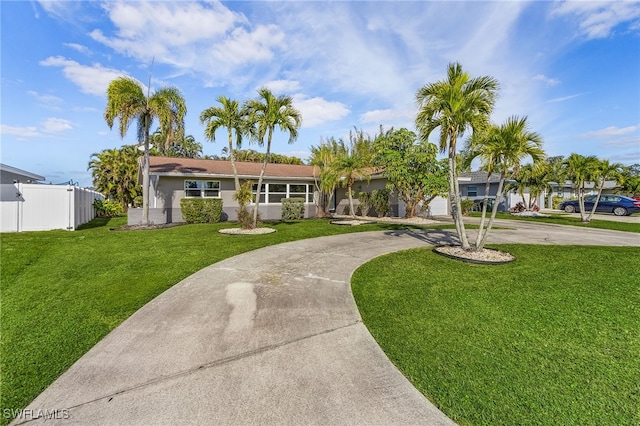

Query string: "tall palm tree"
[333, 129, 374, 217]
[200, 96, 248, 192]
[244, 88, 302, 228]
[467, 116, 544, 250]
[562, 153, 599, 222]
[586, 159, 623, 221]
[104, 76, 186, 225]
[416, 62, 499, 250]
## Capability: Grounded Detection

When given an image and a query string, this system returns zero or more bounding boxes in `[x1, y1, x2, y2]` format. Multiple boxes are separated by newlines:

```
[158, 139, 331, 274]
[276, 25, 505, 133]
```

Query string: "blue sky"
[1, 0, 639, 187]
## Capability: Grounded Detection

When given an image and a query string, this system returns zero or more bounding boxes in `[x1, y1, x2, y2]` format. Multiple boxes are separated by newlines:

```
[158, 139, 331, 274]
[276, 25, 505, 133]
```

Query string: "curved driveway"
[18, 223, 639, 425]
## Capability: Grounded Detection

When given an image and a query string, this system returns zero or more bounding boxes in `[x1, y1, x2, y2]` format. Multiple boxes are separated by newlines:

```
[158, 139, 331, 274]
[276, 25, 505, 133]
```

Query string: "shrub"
[371, 189, 390, 217]
[281, 198, 305, 221]
[552, 196, 564, 209]
[233, 181, 259, 229]
[93, 199, 124, 217]
[460, 198, 474, 216]
[358, 192, 371, 216]
[180, 198, 223, 224]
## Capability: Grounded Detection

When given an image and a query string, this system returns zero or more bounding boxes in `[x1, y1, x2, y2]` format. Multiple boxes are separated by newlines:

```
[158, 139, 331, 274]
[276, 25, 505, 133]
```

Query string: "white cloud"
[64, 43, 91, 55]
[551, 1, 640, 39]
[581, 125, 640, 139]
[262, 80, 301, 94]
[89, 1, 284, 84]
[533, 74, 560, 86]
[292, 95, 350, 128]
[546, 94, 583, 103]
[27, 90, 64, 109]
[360, 108, 415, 125]
[39, 56, 127, 96]
[1, 124, 42, 138]
[42, 118, 74, 133]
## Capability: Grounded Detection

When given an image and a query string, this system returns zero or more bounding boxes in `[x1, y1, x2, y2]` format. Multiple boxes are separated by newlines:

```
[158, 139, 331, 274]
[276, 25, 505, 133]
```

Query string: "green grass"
[469, 212, 640, 233]
[0, 217, 409, 423]
[352, 245, 640, 426]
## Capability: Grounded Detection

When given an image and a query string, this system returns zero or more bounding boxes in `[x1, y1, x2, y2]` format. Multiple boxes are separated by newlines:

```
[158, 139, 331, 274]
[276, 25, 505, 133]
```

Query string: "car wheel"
[564, 205, 576, 213]
[613, 206, 627, 216]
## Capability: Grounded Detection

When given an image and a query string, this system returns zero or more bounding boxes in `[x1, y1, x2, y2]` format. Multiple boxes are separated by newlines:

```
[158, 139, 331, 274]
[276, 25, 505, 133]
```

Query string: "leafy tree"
[562, 153, 599, 222]
[373, 127, 448, 218]
[167, 134, 203, 158]
[200, 96, 248, 192]
[104, 76, 186, 225]
[333, 129, 374, 218]
[618, 165, 640, 197]
[416, 62, 499, 250]
[225, 149, 304, 165]
[467, 116, 544, 250]
[88, 145, 142, 211]
[245, 88, 302, 228]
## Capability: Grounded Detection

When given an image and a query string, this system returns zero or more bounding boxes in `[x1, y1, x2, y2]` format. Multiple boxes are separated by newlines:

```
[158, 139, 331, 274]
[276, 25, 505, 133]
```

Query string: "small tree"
[233, 180, 256, 229]
[370, 189, 390, 217]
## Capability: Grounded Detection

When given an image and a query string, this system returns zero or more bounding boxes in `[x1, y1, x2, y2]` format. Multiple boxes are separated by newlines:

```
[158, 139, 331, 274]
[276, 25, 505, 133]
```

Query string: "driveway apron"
[17, 224, 639, 425]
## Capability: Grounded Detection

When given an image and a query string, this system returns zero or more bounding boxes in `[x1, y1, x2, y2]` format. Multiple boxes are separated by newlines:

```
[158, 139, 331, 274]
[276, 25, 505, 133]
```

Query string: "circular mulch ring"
[218, 227, 276, 235]
[330, 219, 375, 226]
[433, 245, 515, 265]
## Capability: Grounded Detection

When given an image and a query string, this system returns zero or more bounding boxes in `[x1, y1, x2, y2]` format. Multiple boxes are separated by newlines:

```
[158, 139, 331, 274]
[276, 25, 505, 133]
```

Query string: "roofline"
[0, 163, 45, 181]
[154, 172, 314, 181]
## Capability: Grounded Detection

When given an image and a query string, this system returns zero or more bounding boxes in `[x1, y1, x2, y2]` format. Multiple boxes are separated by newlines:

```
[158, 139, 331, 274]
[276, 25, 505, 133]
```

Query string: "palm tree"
[309, 137, 347, 217]
[562, 154, 599, 222]
[244, 88, 302, 228]
[467, 116, 544, 250]
[104, 77, 186, 225]
[416, 62, 499, 250]
[333, 129, 374, 217]
[586, 159, 623, 221]
[200, 96, 248, 192]
[88, 145, 142, 211]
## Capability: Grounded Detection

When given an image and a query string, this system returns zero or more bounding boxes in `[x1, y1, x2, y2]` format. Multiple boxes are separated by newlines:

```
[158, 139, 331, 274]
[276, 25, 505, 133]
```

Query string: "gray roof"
[458, 171, 503, 183]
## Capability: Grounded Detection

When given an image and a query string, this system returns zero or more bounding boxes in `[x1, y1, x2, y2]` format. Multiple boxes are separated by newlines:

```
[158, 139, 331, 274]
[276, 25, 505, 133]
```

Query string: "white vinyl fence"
[0, 183, 104, 232]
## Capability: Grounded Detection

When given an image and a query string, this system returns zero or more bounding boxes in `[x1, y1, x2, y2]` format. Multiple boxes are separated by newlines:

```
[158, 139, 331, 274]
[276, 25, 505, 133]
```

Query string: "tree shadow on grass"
[384, 228, 460, 246]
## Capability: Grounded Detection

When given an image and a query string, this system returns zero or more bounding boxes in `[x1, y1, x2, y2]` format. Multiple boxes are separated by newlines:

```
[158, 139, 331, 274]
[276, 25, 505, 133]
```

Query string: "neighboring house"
[458, 171, 519, 212]
[130, 156, 318, 225]
[0, 163, 45, 184]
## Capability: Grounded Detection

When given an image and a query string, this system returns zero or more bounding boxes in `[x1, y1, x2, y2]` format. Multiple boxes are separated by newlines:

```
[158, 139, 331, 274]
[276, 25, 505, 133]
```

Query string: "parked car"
[559, 195, 640, 216]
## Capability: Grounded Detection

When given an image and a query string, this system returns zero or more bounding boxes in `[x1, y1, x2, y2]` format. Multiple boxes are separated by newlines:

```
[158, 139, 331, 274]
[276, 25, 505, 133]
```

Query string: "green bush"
[460, 198, 474, 215]
[552, 196, 564, 209]
[281, 198, 305, 221]
[93, 199, 124, 218]
[233, 181, 258, 229]
[370, 189, 389, 217]
[358, 192, 372, 216]
[180, 198, 223, 224]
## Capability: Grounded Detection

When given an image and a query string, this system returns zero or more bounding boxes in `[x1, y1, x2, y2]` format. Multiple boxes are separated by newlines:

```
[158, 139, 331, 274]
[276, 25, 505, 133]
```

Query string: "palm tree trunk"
[587, 178, 605, 222]
[228, 129, 240, 193]
[142, 117, 150, 226]
[347, 183, 355, 218]
[477, 175, 505, 250]
[448, 136, 470, 249]
[474, 176, 492, 249]
[252, 128, 273, 228]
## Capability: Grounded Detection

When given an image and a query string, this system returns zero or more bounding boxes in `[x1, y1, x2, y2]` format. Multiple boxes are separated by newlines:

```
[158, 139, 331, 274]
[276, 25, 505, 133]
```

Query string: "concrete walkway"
[17, 224, 639, 425]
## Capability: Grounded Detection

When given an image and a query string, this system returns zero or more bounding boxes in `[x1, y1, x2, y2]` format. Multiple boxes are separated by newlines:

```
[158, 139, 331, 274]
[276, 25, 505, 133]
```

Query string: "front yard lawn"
[0, 217, 404, 424]
[352, 244, 640, 425]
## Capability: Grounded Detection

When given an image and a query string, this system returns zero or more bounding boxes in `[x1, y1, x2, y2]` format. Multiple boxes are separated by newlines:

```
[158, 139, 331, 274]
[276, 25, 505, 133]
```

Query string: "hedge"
[180, 198, 223, 224]
[281, 198, 305, 221]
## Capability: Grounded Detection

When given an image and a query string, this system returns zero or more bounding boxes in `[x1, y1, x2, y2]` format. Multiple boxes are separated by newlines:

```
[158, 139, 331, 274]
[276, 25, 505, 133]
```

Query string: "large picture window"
[251, 183, 313, 203]
[184, 180, 220, 198]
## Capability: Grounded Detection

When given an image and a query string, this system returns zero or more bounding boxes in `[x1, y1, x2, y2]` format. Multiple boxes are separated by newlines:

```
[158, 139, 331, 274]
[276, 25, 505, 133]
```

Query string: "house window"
[251, 183, 313, 204]
[467, 186, 477, 197]
[184, 180, 220, 198]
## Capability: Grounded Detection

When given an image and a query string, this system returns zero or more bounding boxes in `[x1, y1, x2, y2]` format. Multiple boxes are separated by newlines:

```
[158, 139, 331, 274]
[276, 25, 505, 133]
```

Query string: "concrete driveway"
[16, 223, 639, 425]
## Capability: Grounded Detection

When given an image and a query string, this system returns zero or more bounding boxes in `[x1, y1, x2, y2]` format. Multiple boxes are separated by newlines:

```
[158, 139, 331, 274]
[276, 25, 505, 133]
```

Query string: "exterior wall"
[130, 175, 317, 225]
[334, 178, 399, 217]
[0, 183, 103, 232]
